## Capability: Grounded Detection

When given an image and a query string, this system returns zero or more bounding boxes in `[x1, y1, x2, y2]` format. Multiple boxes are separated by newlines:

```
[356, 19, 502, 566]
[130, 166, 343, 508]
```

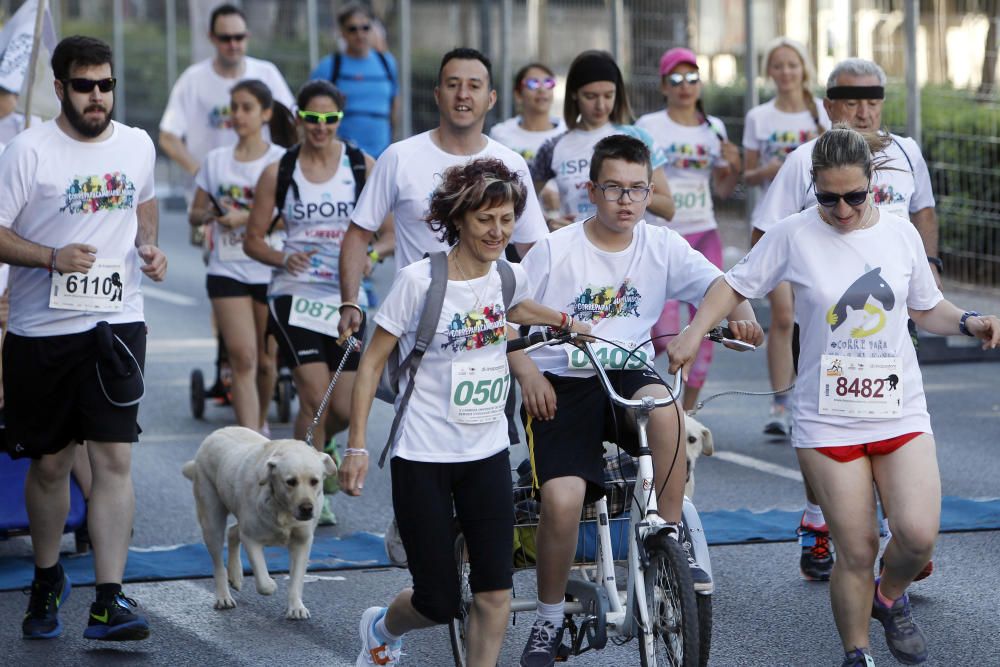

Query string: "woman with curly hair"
[341, 158, 589, 667]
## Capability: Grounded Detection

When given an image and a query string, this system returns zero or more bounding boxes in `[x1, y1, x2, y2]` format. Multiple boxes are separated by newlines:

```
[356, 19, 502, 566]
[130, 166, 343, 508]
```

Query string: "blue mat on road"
[0, 531, 389, 592]
[1, 497, 997, 591]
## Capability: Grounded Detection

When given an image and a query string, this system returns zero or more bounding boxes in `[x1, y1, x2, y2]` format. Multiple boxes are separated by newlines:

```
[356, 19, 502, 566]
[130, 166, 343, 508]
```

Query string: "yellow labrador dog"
[684, 414, 714, 499]
[182, 426, 336, 619]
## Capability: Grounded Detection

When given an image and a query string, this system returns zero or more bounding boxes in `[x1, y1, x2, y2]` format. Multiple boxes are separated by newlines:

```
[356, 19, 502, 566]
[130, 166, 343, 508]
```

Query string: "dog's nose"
[298, 503, 314, 520]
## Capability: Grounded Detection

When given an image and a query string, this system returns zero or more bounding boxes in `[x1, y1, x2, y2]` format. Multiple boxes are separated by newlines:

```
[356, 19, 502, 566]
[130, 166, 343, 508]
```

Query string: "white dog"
[684, 414, 714, 499]
[182, 426, 336, 619]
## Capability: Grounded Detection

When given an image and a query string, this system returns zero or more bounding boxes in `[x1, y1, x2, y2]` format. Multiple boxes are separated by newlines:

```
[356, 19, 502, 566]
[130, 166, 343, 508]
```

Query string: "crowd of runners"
[0, 2, 998, 667]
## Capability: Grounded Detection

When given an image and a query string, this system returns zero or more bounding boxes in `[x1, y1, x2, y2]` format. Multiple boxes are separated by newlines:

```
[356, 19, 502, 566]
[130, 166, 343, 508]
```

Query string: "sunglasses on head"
[214, 32, 247, 43]
[814, 185, 869, 208]
[667, 72, 700, 86]
[297, 109, 344, 125]
[522, 77, 556, 91]
[346, 24, 371, 33]
[63, 77, 117, 94]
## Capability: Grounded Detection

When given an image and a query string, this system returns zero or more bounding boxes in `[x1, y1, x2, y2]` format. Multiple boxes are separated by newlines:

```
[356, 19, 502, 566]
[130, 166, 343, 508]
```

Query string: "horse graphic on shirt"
[825, 266, 895, 338]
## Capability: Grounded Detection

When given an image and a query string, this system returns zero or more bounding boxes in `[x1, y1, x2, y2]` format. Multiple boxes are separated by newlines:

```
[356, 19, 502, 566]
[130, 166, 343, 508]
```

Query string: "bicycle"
[448, 327, 754, 667]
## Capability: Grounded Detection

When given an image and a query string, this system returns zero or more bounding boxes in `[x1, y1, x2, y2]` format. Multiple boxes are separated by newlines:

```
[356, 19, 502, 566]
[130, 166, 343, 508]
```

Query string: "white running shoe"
[356, 606, 402, 666]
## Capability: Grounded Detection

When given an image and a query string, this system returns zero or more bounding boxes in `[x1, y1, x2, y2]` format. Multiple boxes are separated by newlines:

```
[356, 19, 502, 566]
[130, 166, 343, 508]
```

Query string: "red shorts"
[815, 432, 924, 463]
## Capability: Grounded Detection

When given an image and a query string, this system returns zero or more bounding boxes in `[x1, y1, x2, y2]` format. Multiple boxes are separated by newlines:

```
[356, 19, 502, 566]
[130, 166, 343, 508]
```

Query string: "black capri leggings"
[390, 449, 514, 624]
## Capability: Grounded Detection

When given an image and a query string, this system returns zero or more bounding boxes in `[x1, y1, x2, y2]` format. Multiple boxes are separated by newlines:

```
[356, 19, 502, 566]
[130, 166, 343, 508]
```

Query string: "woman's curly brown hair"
[425, 158, 528, 246]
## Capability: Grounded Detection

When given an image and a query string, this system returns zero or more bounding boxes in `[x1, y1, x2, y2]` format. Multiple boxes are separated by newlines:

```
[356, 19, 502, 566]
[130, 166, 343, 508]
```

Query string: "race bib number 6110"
[49, 258, 125, 313]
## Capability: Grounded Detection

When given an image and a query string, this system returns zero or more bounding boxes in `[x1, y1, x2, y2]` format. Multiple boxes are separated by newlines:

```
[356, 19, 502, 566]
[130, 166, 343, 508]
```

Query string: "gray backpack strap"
[496, 260, 521, 444]
[378, 251, 449, 467]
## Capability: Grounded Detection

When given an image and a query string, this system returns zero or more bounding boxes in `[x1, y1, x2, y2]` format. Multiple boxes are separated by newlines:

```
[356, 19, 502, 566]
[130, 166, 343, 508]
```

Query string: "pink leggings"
[651, 228, 723, 388]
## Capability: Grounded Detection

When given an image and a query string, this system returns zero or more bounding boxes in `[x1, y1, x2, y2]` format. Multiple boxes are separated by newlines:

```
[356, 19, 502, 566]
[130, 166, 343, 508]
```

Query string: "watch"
[927, 256, 943, 271]
[959, 311, 981, 337]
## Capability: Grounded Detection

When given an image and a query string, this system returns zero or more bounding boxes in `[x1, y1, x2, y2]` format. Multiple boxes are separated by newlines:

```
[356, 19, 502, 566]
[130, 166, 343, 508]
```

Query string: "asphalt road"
[1, 211, 998, 666]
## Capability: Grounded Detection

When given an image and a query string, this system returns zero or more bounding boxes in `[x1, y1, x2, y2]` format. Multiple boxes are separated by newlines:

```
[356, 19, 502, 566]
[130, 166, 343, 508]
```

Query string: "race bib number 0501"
[288, 295, 340, 337]
[818, 354, 902, 419]
[448, 361, 510, 424]
[567, 341, 649, 371]
[49, 258, 125, 313]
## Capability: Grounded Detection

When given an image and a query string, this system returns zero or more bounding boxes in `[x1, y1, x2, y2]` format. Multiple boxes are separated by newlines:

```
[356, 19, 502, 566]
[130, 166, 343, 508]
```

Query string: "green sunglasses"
[297, 109, 344, 124]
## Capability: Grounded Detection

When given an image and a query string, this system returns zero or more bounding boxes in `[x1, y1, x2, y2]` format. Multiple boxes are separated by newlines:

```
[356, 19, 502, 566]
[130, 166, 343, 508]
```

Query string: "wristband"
[49, 247, 58, 274]
[339, 302, 364, 317]
[959, 311, 981, 337]
[368, 248, 382, 264]
[927, 256, 943, 271]
[282, 253, 292, 269]
[558, 311, 568, 331]
[344, 448, 369, 457]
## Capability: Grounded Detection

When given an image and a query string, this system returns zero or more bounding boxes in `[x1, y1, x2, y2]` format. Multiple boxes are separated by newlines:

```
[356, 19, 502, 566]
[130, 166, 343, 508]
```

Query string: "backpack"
[270, 141, 367, 231]
[375, 252, 516, 467]
[329, 51, 397, 114]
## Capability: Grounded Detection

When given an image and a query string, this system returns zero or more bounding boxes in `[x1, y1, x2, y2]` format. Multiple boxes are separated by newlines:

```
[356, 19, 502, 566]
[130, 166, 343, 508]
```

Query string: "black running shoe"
[520, 619, 564, 667]
[797, 517, 834, 581]
[22, 574, 71, 639]
[842, 648, 876, 666]
[83, 592, 150, 641]
[871, 579, 927, 664]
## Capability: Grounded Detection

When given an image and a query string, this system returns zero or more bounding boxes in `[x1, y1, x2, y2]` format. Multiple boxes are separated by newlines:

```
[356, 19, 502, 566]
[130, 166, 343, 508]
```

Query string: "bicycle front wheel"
[448, 534, 472, 667]
[637, 532, 700, 667]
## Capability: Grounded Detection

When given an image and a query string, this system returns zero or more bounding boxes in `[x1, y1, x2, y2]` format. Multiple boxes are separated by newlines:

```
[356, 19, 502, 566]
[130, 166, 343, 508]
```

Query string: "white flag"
[0, 0, 58, 120]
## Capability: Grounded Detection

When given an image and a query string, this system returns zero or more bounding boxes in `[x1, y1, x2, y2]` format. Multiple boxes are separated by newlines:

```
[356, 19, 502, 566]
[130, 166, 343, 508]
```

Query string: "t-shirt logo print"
[60, 172, 137, 214]
[825, 265, 895, 339]
[209, 105, 233, 129]
[871, 184, 905, 207]
[443, 303, 507, 351]
[570, 279, 641, 322]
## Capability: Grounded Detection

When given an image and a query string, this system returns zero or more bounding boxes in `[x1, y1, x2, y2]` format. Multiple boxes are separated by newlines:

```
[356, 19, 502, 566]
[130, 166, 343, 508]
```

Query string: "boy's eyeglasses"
[667, 72, 700, 87]
[297, 110, 345, 125]
[522, 77, 556, 91]
[346, 24, 371, 33]
[63, 77, 117, 93]
[594, 183, 652, 202]
[814, 185, 869, 208]
[213, 32, 247, 43]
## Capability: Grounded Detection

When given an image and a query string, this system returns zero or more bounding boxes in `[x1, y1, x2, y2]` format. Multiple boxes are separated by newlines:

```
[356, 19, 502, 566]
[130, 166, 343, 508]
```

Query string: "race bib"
[448, 361, 510, 424]
[671, 180, 710, 216]
[288, 295, 341, 337]
[566, 340, 650, 371]
[49, 258, 125, 313]
[818, 355, 902, 419]
[217, 228, 249, 262]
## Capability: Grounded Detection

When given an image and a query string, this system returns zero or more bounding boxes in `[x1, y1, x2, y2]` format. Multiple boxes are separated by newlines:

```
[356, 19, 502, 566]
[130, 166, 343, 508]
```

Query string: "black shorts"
[267, 295, 363, 370]
[391, 450, 513, 624]
[2, 322, 145, 459]
[523, 369, 668, 504]
[206, 274, 268, 304]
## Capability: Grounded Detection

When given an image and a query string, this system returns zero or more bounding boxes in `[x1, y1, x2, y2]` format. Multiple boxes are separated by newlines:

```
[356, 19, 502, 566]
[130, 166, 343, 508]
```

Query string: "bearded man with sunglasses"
[754, 57, 941, 586]
[0, 35, 167, 641]
[159, 3, 293, 178]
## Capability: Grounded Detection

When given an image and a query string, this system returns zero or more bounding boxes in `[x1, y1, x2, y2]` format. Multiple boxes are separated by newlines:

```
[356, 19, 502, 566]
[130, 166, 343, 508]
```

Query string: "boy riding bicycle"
[509, 134, 762, 667]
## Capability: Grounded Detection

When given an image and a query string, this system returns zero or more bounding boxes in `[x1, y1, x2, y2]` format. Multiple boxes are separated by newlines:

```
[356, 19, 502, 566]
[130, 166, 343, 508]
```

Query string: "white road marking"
[143, 285, 200, 306]
[712, 451, 804, 482]
[147, 337, 216, 351]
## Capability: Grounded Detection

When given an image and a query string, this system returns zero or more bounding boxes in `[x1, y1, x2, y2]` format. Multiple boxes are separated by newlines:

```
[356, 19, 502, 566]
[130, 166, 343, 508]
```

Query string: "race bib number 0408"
[818, 354, 902, 419]
[49, 258, 125, 313]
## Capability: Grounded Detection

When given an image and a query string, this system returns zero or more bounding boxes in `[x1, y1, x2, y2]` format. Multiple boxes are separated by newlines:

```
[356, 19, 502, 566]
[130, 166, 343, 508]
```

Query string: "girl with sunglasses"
[636, 47, 741, 412]
[529, 50, 674, 231]
[744, 37, 831, 439]
[489, 63, 566, 161]
[245, 80, 380, 525]
[669, 125, 1000, 667]
[189, 79, 295, 435]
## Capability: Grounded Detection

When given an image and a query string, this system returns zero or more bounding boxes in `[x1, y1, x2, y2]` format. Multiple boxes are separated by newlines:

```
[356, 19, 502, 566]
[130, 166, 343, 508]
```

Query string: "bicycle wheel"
[447, 534, 472, 667]
[637, 531, 699, 667]
[696, 594, 712, 667]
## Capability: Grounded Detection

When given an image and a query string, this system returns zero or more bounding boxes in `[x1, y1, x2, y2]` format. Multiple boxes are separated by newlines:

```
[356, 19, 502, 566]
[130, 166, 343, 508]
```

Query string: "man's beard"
[62, 95, 113, 138]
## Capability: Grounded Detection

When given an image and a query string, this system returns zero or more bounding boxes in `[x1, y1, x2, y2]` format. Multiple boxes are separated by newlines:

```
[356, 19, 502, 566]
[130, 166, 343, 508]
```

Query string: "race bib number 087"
[288, 295, 340, 337]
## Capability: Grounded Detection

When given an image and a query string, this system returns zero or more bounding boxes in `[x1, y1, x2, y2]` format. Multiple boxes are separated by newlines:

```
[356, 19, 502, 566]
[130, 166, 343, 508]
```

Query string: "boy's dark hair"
[337, 2, 374, 27]
[51, 36, 113, 81]
[514, 62, 554, 90]
[589, 134, 652, 182]
[210, 3, 246, 34]
[438, 48, 493, 88]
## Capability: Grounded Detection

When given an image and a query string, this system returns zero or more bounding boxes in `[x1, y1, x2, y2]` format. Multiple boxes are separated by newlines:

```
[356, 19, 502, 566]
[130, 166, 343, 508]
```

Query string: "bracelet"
[959, 310, 981, 337]
[344, 448, 369, 457]
[927, 256, 944, 271]
[339, 302, 364, 317]
[49, 247, 58, 274]
[368, 248, 381, 263]
[558, 311, 568, 331]
[282, 253, 292, 269]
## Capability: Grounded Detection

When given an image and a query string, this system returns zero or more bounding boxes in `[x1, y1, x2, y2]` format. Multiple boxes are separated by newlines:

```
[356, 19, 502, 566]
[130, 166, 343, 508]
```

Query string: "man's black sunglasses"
[214, 32, 247, 43]
[63, 77, 117, 94]
[346, 24, 371, 33]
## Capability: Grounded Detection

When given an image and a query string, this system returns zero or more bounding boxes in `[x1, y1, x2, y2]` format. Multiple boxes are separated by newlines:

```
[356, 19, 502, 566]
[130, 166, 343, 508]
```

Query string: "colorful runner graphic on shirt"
[209, 105, 233, 129]
[60, 172, 137, 214]
[766, 129, 817, 157]
[871, 184, 906, 208]
[569, 279, 641, 322]
[825, 266, 895, 338]
[442, 304, 507, 352]
[663, 142, 715, 170]
[215, 184, 254, 210]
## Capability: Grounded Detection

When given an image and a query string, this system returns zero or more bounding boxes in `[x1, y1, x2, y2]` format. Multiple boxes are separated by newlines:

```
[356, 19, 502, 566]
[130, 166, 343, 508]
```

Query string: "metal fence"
[2, 0, 997, 287]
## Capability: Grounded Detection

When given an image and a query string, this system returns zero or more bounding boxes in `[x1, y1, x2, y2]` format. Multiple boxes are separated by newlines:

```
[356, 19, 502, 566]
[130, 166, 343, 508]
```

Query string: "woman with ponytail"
[636, 47, 741, 412]
[743, 37, 831, 438]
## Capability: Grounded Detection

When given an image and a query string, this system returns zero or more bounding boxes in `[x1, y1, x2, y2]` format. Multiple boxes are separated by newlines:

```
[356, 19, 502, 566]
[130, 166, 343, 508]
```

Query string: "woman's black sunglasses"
[815, 184, 869, 208]
[63, 77, 117, 94]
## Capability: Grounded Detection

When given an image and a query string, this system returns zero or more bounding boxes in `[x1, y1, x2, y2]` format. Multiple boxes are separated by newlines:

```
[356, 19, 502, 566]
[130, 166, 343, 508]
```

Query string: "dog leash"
[305, 335, 360, 449]
[688, 383, 796, 416]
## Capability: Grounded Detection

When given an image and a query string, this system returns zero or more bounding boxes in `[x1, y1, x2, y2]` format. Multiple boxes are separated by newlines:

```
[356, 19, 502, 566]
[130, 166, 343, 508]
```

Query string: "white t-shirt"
[195, 144, 285, 285]
[726, 209, 942, 448]
[742, 98, 830, 228]
[519, 220, 722, 377]
[636, 112, 729, 236]
[159, 58, 294, 168]
[374, 258, 530, 463]
[0, 121, 156, 336]
[530, 124, 667, 221]
[489, 115, 567, 161]
[352, 131, 548, 273]
[0, 111, 41, 145]
[754, 133, 935, 233]
[270, 147, 361, 301]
